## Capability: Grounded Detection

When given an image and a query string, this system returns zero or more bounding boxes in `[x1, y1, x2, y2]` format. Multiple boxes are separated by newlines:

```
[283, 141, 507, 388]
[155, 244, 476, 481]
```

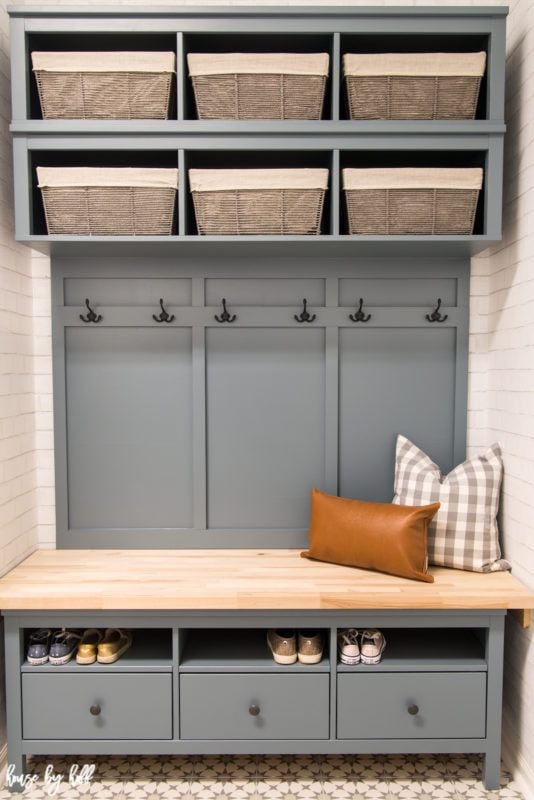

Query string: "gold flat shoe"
[76, 628, 103, 664]
[97, 628, 133, 664]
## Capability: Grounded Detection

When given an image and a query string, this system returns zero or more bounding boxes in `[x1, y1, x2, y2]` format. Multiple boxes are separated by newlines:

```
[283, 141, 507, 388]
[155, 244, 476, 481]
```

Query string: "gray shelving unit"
[9, 4, 506, 251]
[4, 5, 510, 794]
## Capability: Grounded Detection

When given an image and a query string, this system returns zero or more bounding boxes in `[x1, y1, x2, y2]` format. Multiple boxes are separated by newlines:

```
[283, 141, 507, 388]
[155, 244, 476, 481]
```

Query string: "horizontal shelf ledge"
[19, 234, 498, 258]
[9, 5, 509, 17]
[11, 121, 507, 136]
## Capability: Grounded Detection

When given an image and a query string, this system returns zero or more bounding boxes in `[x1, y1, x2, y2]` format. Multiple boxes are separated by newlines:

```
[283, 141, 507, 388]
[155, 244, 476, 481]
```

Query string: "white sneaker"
[338, 628, 360, 665]
[360, 630, 386, 665]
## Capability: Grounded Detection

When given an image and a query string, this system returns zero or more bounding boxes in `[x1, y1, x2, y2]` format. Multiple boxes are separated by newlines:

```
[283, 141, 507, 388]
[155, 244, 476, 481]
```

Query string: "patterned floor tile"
[0, 756, 525, 800]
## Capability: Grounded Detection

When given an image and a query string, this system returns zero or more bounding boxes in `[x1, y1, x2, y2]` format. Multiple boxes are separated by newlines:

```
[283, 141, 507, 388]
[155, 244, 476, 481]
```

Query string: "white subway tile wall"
[0, 0, 533, 794]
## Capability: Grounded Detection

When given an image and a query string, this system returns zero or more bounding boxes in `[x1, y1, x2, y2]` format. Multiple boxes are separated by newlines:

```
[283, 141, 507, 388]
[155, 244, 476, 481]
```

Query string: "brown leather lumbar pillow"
[301, 489, 440, 583]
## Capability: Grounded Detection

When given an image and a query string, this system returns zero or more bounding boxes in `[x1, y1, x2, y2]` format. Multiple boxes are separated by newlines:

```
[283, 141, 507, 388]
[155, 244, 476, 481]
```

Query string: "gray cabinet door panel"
[337, 673, 486, 740]
[206, 328, 325, 529]
[339, 328, 457, 503]
[64, 278, 192, 307]
[339, 278, 457, 308]
[65, 327, 193, 530]
[205, 279, 325, 307]
[180, 674, 329, 740]
[22, 674, 172, 740]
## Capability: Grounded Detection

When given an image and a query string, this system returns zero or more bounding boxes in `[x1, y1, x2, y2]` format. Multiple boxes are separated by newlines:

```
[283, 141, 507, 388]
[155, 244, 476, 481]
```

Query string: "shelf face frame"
[10, 6, 507, 123]
[13, 132, 504, 242]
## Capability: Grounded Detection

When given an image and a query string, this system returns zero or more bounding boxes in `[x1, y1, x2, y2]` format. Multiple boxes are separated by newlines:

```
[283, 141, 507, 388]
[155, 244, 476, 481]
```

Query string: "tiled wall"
[0, 0, 533, 794]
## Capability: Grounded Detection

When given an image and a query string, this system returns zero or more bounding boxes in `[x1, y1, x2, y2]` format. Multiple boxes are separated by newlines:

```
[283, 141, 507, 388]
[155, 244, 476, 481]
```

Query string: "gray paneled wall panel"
[206, 327, 326, 530]
[64, 278, 192, 307]
[65, 327, 193, 530]
[338, 278, 458, 308]
[339, 327, 457, 503]
[205, 279, 325, 307]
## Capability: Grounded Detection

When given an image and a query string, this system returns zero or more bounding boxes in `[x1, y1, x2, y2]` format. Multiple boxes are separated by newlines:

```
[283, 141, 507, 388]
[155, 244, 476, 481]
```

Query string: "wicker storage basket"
[37, 167, 178, 235]
[189, 168, 328, 235]
[343, 52, 486, 120]
[342, 168, 483, 235]
[32, 51, 175, 120]
[187, 53, 329, 120]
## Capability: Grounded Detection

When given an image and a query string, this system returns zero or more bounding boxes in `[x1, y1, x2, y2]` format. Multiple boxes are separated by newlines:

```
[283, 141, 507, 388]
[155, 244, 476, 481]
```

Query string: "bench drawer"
[22, 673, 172, 740]
[337, 672, 486, 740]
[180, 673, 329, 740]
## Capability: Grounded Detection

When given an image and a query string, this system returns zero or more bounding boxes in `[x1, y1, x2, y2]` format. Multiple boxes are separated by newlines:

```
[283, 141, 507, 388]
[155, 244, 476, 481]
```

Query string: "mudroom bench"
[1, 549, 533, 793]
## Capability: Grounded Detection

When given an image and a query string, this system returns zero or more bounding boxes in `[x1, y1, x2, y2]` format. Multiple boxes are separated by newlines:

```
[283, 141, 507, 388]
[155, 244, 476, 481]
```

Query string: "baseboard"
[502, 709, 534, 800]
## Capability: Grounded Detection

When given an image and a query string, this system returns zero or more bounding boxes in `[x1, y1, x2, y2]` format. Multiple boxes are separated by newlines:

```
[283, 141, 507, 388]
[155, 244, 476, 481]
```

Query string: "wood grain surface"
[0, 550, 533, 611]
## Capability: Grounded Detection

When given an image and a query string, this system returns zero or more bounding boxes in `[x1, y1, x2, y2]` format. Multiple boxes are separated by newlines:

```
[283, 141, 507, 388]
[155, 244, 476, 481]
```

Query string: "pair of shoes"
[27, 629, 82, 666]
[337, 629, 386, 665]
[26, 628, 133, 666]
[267, 629, 323, 665]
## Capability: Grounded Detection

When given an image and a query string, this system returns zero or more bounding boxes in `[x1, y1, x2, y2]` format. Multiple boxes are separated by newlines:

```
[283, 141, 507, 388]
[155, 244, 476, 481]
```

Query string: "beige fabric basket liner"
[189, 168, 329, 192]
[188, 53, 329, 77]
[343, 52, 486, 77]
[37, 167, 178, 189]
[342, 168, 483, 191]
[32, 51, 176, 73]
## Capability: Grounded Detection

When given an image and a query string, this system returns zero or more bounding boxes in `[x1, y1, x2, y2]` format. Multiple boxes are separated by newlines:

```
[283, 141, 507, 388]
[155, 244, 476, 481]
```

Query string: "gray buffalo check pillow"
[393, 435, 510, 573]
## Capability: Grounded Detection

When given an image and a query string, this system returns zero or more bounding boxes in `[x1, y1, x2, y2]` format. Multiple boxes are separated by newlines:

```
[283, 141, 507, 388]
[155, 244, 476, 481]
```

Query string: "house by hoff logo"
[6, 763, 96, 795]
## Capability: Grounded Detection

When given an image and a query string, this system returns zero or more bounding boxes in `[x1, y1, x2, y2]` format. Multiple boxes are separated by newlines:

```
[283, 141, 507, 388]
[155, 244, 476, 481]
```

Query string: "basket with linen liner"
[342, 168, 483, 235]
[37, 167, 179, 235]
[343, 52, 486, 120]
[187, 52, 329, 120]
[189, 168, 329, 235]
[31, 51, 175, 120]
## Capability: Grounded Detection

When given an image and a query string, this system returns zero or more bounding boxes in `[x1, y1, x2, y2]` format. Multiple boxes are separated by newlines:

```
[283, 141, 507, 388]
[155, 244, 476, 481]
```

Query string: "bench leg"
[4, 751, 27, 794]
[483, 614, 505, 791]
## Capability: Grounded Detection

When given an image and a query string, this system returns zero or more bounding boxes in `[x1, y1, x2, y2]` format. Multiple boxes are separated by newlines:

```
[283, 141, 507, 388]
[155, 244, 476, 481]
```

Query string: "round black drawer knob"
[90, 704, 101, 716]
[407, 704, 419, 716]
[249, 704, 260, 717]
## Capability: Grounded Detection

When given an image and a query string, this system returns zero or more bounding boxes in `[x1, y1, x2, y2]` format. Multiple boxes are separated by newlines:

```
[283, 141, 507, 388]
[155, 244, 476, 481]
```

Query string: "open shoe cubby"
[21, 628, 173, 672]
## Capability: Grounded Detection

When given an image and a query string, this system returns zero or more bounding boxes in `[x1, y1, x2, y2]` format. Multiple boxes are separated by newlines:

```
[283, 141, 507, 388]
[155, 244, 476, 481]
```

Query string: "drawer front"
[22, 673, 172, 740]
[337, 672, 486, 740]
[180, 673, 329, 740]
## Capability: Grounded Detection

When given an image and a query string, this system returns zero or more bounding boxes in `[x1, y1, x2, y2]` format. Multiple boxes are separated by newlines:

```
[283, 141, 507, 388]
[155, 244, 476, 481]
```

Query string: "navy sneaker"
[27, 629, 53, 665]
[49, 630, 82, 665]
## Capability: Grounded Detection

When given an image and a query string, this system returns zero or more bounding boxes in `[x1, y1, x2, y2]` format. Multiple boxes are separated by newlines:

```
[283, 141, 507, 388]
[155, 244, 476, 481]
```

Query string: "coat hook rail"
[294, 298, 316, 323]
[80, 298, 102, 323]
[426, 298, 448, 323]
[215, 298, 236, 323]
[153, 298, 175, 323]
[349, 298, 371, 323]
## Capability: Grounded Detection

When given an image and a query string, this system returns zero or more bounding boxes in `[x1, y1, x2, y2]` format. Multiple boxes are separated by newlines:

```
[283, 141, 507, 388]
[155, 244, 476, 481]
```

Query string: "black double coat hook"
[80, 298, 102, 323]
[215, 298, 236, 323]
[426, 299, 448, 323]
[153, 298, 175, 323]
[294, 299, 316, 323]
[349, 298, 371, 323]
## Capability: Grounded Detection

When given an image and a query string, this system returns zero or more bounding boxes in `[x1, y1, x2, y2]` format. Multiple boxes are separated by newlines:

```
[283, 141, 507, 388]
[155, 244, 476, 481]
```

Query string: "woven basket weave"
[189, 168, 328, 235]
[343, 52, 486, 120]
[342, 168, 483, 235]
[32, 52, 175, 120]
[187, 53, 329, 120]
[37, 167, 178, 235]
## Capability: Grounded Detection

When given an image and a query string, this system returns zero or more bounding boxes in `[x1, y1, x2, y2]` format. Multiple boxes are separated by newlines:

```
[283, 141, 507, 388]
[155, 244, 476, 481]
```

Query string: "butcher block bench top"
[0, 549, 533, 612]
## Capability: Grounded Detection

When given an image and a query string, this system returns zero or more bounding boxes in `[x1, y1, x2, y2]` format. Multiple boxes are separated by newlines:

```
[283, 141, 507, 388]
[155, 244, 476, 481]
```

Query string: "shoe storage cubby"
[180, 628, 330, 672]
[21, 628, 173, 672]
[336, 628, 486, 672]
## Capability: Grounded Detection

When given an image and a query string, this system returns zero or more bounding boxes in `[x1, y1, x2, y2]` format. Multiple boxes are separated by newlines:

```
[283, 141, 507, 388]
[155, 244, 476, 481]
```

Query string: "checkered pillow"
[393, 435, 509, 573]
